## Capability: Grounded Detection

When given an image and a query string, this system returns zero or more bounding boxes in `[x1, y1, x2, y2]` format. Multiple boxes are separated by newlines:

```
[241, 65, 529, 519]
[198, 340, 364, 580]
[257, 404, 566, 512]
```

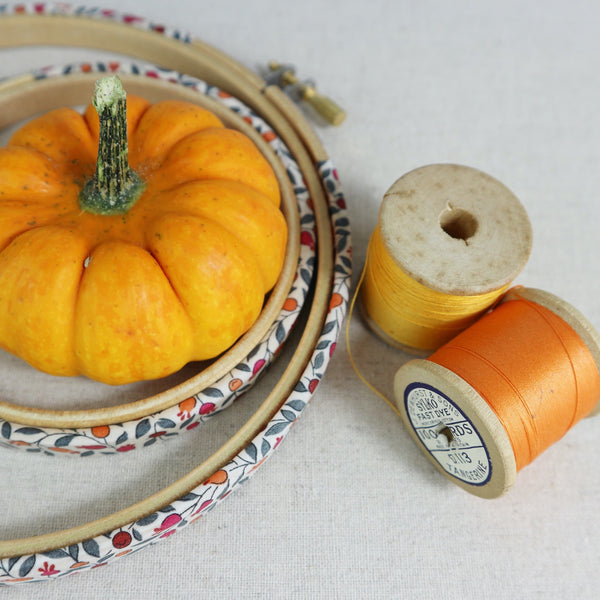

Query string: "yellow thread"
[345, 245, 402, 417]
[347, 222, 511, 416]
[360, 226, 510, 352]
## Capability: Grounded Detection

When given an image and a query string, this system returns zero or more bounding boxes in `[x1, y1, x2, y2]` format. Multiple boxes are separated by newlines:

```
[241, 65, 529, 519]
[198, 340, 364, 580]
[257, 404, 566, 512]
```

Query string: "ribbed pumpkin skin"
[0, 96, 287, 384]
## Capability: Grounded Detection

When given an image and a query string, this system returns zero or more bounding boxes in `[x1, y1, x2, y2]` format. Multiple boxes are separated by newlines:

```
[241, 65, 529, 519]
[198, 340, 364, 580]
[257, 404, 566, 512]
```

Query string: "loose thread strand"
[345, 245, 402, 418]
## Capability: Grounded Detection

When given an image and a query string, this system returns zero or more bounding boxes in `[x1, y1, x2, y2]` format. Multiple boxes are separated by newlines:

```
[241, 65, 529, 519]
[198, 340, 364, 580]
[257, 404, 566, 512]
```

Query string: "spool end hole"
[439, 205, 478, 242]
[438, 425, 454, 445]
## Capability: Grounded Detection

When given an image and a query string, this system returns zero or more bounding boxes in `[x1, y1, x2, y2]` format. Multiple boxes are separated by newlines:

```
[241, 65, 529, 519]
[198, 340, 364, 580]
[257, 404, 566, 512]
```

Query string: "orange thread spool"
[393, 287, 600, 498]
[431, 295, 600, 470]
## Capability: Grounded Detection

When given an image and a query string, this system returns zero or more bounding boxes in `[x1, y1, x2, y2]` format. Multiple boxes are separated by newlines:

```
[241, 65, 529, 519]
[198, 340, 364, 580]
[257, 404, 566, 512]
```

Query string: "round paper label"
[404, 383, 492, 486]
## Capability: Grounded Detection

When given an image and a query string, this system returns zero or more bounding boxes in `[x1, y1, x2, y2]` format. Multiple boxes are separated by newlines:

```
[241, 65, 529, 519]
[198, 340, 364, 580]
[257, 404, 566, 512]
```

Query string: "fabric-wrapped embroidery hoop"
[0, 62, 311, 451]
[0, 4, 333, 451]
[0, 5, 351, 585]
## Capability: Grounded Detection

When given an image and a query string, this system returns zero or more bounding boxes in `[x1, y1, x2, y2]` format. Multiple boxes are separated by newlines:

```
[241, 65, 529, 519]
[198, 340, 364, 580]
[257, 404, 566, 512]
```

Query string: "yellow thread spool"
[359, 164, 533, 354]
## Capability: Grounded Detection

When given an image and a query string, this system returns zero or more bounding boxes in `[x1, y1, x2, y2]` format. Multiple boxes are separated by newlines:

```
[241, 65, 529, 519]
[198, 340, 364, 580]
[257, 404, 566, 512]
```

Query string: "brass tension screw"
[267, 61, 346, 126]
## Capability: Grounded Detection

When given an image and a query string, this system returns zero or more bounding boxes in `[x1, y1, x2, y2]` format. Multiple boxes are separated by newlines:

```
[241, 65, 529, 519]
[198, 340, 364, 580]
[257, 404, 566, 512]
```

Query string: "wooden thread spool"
[393, 287, 600, 498]
[360, 164, 533, 354]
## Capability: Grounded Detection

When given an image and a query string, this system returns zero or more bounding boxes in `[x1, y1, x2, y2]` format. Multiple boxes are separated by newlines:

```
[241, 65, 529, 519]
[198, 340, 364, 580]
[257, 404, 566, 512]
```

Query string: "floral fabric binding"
[0, 2, 194, 42]
[0, 5, 352, 586]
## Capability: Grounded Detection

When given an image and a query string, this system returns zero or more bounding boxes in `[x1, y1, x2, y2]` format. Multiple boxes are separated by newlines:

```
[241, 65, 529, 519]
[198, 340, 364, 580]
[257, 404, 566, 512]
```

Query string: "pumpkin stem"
[79, 76, 145, 215]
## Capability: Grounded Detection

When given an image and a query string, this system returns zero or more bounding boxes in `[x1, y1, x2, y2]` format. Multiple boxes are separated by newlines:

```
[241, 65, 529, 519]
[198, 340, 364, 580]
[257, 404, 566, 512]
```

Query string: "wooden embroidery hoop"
[0, 71, 301, 428]
[0, 11, 343, 561]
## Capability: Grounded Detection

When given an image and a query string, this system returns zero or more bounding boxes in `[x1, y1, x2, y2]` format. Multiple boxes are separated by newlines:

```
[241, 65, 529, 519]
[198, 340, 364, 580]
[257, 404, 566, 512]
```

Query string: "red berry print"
[252, 359, 266, 378]
[199, 402, 216, 415]
[154, 513, 182, 538]
[116, 444, 136, 452]
[301, 230, 316, 251]
[112, 531, 132, 549]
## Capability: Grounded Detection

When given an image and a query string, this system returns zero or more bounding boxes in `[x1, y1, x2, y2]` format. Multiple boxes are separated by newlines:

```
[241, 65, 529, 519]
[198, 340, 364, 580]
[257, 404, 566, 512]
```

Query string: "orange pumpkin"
[0, 76, 287, 385]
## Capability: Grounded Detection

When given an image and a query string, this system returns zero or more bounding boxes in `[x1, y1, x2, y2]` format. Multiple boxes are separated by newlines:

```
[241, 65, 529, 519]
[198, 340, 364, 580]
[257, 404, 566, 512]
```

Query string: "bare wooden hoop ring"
[0, 11, 329, 163]
[0, 71, 301, 428]
[0, 6, 351, 583]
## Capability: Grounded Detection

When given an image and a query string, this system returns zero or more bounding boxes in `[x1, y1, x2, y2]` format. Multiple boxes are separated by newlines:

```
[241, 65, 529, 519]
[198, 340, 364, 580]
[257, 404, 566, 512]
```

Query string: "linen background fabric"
[1, 0, 599, 597]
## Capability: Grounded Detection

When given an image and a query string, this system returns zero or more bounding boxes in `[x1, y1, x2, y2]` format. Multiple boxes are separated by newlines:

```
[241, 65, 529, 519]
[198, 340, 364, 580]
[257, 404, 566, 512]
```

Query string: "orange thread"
[429, 295, 600, 470]
[360, 226, 510, 352]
